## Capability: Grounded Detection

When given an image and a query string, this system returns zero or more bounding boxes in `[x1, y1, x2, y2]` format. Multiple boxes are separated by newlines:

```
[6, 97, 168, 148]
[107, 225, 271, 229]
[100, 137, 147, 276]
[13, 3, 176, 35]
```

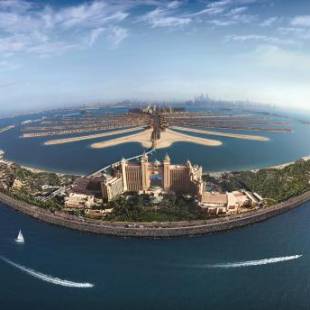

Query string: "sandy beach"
[44, 127, 143, 145]
[267, 155, 310, 170]
[171, 126, 270, 142]
[0, 157, 53, 174]
[208, 155, 310, 177]
[91, 129, 154, 149]
[91, 128, 222, 149]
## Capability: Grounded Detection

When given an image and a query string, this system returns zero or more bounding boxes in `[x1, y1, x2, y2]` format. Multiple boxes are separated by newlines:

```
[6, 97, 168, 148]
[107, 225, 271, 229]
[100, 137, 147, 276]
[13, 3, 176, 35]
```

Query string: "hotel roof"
[201, 192, 228, 205]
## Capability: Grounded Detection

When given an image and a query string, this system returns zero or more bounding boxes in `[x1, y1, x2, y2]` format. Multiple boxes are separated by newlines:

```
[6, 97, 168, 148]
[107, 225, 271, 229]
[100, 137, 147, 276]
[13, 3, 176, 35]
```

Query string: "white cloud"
[188, 1, 229, 17]
[291, 15, 310, 27]
[227, 34, 296, 46]
[207, 0, 233, 10]
[1, 0, 195, 57]
[278, 26, 310, 40]
[89, 27, 105, 46]
[249, 44, 310, 71]
[0, 0, 279, 57]
[167, 1, 182, 9]
[260, 16, 278, 27]
[189, 0, 257, 17]
[53, 2, 128, 29]
[0, 0, 131, 57]
[0, 0, 31, 13]
[108, 26, 128, 46]
[141, 8, 191, 28]
[0, 36, 26, 53]
[189, 0, 257, 26]
[209, 14, 255, 26]
[226, 6, 248, 16]
[28, 42, 79, 57]
[210, 19, 235, 26]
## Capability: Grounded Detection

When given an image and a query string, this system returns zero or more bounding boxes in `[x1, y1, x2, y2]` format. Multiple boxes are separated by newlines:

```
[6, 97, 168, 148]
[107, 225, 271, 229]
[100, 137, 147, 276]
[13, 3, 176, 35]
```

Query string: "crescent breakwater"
[1, 191, 310, 238]
[43, 126, 144, 145]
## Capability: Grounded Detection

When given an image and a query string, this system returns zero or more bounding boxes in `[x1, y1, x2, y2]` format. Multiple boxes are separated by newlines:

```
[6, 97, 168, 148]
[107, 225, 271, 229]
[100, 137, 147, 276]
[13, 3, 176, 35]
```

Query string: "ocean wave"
[0, 256, 94, 288]
[205, 255, 302, 269]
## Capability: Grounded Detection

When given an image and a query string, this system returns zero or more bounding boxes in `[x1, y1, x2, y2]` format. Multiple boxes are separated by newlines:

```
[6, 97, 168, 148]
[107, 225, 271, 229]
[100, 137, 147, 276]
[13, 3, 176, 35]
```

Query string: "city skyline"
[1, 0, 310, 113]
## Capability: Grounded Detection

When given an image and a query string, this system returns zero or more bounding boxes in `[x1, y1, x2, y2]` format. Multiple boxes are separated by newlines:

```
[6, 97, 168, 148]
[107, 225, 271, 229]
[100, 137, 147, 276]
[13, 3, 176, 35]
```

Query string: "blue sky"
[0, 0, 310, 113]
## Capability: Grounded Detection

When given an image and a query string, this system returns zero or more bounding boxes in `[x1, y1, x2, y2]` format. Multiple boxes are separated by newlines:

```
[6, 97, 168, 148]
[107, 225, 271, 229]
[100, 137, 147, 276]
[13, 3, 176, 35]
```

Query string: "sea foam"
[205, 255, 302, 269]
[0, 256, 94, 288]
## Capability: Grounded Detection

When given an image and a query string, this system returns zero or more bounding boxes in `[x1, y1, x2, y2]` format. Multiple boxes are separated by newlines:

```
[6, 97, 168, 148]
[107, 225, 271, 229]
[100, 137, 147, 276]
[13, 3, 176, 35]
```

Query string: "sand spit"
[0, 125, 15, 134]
[171, 126, 270, 142]
[91, 129, 154, 149]
[160, 129, 222, 148]
[91, 128, 222, 149]
[44, 127, 144, 146]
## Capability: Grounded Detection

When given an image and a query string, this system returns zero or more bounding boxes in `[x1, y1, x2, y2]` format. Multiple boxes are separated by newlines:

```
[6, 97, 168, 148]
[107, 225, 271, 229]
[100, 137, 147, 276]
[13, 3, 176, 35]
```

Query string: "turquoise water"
[1, 202, 310, 309]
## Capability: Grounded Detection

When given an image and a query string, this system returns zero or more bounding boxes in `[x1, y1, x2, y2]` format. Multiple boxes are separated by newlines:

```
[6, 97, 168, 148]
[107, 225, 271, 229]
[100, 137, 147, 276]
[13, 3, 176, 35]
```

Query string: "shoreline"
[0, 150, 83, 176]
[2, 145, 310, 181]
[0, 157, 67, 175]
[1, 190, 309, 237]
[17, 163, 83, 177]
[2, 149, 310, 178]
[266, 155, 310, 170]
[206, 154, 310, 177]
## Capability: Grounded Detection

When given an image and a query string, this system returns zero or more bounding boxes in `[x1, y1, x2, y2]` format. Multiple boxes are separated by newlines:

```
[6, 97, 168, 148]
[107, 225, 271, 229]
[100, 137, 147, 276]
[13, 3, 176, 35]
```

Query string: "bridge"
[89, 148, 156, 177]
[43, 148, 156, 202]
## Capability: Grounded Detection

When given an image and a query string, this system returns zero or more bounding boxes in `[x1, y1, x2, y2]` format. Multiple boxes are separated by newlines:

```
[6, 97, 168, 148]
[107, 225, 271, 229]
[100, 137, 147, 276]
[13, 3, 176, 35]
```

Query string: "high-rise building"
[101, 154, 203, 201]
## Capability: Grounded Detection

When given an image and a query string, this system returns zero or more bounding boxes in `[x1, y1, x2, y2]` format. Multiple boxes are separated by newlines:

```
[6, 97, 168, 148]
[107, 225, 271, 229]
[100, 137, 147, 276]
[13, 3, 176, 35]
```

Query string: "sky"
[0, 0, 310, 113]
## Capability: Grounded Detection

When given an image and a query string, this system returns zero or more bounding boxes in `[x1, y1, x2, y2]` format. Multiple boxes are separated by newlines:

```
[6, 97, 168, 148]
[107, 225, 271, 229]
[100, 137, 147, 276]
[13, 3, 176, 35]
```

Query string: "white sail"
[15, 230, 24, 244]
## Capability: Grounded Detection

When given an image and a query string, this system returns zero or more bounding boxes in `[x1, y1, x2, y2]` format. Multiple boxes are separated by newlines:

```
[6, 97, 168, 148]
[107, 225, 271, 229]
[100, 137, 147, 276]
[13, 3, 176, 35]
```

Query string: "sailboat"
[15, 230, 25, 244]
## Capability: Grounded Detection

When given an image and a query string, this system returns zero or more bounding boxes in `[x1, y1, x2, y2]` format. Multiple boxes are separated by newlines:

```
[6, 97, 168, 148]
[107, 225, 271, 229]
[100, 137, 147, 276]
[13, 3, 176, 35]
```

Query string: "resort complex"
[0, 105, 310, 236]
[2, 142, 310, 238]
[64, 153, 262, 218]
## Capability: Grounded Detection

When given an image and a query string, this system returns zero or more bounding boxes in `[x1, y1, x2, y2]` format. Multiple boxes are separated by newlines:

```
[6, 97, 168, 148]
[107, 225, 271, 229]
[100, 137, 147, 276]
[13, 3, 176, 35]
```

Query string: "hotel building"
[100, 154, 261, 214]
[101, 154, 203, 201]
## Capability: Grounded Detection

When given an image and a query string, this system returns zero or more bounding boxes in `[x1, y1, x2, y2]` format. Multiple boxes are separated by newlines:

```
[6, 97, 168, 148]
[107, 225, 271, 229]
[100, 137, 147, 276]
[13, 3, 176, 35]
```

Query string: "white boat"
[15, 230, 25, 244]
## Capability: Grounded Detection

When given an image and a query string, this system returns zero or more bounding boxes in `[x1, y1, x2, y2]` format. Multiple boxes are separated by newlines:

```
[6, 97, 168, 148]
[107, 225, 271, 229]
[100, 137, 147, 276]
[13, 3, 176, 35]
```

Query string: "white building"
[200, 190, 254, 215]
[65, 193, 96, 209]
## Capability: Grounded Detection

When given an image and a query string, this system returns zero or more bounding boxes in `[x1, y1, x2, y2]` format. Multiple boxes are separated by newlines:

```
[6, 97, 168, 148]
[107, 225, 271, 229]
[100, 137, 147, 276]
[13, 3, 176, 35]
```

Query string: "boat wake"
[0, 256, 94, 288]
[204, 255, 302, 269]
